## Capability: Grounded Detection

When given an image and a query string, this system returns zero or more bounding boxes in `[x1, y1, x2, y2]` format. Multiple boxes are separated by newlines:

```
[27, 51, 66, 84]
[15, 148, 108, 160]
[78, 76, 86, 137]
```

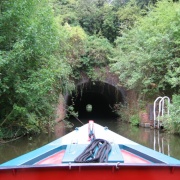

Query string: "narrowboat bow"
[0, 120, 180, 180]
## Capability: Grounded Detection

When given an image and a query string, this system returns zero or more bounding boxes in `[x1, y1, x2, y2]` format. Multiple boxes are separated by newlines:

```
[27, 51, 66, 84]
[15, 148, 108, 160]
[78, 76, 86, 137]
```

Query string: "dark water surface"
[0, 118, 180, 164]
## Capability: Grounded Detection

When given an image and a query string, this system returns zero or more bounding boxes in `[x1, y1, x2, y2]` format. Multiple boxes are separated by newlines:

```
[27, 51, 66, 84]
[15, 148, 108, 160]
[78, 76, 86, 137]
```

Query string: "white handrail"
[161, 96, 170, 116]
[157, 98, 163, 128]
[153, 96, 162, 128]
[153, 96, 170, 128]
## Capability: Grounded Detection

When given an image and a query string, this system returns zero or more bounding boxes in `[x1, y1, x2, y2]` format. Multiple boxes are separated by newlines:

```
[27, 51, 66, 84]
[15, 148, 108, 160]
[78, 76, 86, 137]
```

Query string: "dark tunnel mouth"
[65, 81, 125, 121]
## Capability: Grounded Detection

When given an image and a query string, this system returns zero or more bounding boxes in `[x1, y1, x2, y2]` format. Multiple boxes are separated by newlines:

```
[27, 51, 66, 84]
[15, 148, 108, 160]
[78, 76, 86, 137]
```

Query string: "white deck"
[1, 122, 180, 166]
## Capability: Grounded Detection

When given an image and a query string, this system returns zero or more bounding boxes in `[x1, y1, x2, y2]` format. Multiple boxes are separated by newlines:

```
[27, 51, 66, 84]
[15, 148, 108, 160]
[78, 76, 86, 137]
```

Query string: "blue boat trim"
[119, 144, 180, 164]
[22, 145, 66, 165]
[0, 123, 180, 166]
[120, 145, 163, 163]
[0, 141, 66, 166]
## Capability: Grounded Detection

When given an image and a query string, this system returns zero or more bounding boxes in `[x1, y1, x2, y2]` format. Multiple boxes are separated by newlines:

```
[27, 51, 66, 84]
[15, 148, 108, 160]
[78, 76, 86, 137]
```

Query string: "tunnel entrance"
[66, 81, 125, 123]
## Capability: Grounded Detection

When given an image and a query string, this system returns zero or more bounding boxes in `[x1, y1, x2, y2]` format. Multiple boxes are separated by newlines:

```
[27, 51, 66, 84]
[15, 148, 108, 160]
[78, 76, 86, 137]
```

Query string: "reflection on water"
[0, 121, 67, 164]
[0, 133, 57, 164]
[153, 130, 170, 156]
[0, 118, 180, 164]
[98, 119, 180, 160]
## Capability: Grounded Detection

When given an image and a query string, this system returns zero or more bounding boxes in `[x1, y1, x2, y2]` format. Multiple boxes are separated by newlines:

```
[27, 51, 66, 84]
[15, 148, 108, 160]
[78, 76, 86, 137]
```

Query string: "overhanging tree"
[111, 0, 180, 96]
[0, 0, 72, 137]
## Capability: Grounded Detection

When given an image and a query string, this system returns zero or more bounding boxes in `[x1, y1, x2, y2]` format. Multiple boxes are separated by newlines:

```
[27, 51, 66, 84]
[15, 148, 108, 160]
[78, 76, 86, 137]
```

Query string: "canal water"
[0, 118, 180, 164]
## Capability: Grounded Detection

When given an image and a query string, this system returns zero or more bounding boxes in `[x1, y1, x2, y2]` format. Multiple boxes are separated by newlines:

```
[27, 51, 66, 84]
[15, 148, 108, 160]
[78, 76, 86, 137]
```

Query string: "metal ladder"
[153, 96, 170, 129]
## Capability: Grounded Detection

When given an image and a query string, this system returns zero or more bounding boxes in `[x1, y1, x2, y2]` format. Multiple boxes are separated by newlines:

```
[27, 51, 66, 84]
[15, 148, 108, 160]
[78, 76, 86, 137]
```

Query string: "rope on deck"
[74, 139, 111, 163]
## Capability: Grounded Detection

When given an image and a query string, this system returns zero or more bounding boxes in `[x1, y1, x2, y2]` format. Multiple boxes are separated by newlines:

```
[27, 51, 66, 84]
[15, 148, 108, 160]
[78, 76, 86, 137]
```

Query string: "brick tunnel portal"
[66, 81, 126, 123]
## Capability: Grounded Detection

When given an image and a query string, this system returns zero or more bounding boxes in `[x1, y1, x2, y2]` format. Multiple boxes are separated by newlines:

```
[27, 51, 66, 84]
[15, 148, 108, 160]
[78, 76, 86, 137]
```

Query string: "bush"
[130, 114, 140, 126]
[163, 95, 180, 134]
[0, 0, 73, 137]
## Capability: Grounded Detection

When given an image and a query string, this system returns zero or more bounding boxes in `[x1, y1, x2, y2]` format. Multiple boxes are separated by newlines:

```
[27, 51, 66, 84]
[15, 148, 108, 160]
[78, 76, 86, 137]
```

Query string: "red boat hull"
[1, 122, 180, 179]
[1, 164, 180, 180]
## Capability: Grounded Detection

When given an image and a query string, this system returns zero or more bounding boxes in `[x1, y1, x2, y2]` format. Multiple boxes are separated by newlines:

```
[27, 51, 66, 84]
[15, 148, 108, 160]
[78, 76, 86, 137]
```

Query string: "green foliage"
[110, 0, 180, 95]
[55, 0, 148, 43]
[0, 0, 73, 137]
[54, 0, 79, 25]
[62, 23, 87, 69]
[130, 114, 140, 126]
[84, 36, 113, 66]
[163, 95, 180, 134]
[1, 0, 180, 138]
[113, 103, 130, 121]
[114, 102, 140, 126]
[0, 126, 26, 139]
[61, 23, 113, 80]
[65, 105, 79, 119]
[79, 35, 113, 79]
[76, 0, 120, 42]
[165, 61, 180, 89]
[117, 0, 145, 33]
